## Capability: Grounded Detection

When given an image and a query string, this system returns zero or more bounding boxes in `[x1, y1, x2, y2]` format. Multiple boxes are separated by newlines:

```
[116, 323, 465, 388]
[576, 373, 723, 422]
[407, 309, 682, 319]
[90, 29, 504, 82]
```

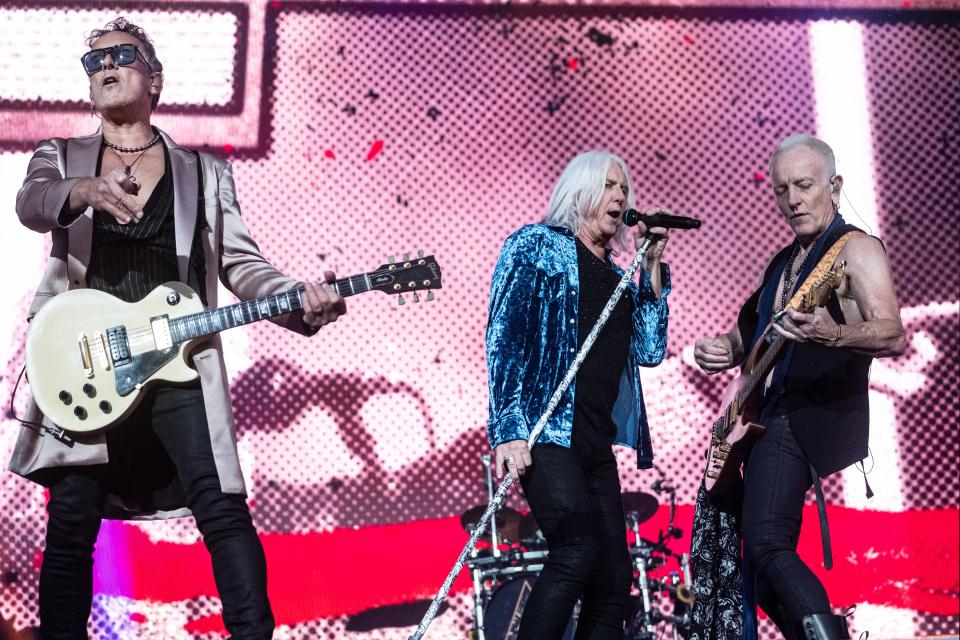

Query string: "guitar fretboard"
[710, 330, 787, 439]
[168, 273, 373, 343]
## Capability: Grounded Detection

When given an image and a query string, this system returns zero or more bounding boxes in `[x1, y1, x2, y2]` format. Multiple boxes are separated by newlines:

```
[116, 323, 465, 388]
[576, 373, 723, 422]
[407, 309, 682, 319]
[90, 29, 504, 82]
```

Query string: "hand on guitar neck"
[771, 307, 840, 345]
[301, 271, 347, 329]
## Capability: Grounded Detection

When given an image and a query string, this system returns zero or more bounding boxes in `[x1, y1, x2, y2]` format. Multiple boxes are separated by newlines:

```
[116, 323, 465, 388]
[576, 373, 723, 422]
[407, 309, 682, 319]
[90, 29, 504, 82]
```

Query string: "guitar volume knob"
[58, 391, 72, 405]
[73, 406, 87, 420]
[98, 401, 112, 414]
[82, 384, 96, 398]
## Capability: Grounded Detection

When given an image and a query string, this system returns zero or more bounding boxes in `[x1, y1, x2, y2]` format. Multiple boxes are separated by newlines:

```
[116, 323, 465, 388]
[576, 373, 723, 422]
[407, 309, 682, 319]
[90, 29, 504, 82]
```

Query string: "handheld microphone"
[622, 209, 702, 230]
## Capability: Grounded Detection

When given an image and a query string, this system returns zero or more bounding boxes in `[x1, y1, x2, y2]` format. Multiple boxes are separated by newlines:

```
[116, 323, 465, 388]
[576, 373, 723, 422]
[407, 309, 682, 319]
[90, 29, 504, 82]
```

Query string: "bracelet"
[832, 324, 843, 345]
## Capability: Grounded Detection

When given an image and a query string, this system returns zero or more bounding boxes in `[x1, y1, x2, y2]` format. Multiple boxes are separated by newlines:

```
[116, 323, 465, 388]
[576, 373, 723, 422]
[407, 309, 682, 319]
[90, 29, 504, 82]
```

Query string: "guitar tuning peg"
[403, 253, 410, 261]
[426, 291, 435, 302]
[398, 294, 406, 306]
[413, 292, 420, 303]
[388, 255, 395, 264]
[417, 249, 424, 258]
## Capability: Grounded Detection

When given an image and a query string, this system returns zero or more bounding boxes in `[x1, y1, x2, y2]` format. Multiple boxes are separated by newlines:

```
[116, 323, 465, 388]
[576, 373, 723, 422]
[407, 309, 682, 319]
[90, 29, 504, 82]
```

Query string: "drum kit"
[461, 456, 692, 640]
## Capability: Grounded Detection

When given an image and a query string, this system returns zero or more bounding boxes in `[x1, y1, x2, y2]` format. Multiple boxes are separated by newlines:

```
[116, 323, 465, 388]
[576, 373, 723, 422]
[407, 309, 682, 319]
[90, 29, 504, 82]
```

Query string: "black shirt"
[572, 238, 634, 442]
[87, 142, 177, 302]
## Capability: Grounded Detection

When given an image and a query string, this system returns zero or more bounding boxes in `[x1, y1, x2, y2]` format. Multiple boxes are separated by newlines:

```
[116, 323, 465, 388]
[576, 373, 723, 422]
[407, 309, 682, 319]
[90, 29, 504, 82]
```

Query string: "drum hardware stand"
[481, 454, 502, 559]
[653, 472, 693, 639]
[469, 561, 488, 640]
[468, 454, 501, 640]
[625, 467, 693, 640]
[629, 513, 657, 638]
[655, 568, 692, 640]
[650, 467, 683, 550]
[409, 236, 659, 640]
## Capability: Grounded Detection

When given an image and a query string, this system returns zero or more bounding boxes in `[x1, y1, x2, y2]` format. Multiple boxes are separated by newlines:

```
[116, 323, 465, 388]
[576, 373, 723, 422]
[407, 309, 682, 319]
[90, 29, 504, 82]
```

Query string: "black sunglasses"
[80, 44, 148, 76]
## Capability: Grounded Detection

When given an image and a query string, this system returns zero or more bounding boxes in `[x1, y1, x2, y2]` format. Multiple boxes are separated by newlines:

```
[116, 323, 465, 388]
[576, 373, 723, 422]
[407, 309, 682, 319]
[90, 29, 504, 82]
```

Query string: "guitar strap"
[780, 230, 855, 571]
[781, 231, 854, 313]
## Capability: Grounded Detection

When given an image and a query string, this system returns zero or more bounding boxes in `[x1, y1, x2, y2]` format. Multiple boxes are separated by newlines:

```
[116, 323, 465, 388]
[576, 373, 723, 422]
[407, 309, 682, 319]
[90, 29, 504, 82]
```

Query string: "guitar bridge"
[77, 334, 94, 378]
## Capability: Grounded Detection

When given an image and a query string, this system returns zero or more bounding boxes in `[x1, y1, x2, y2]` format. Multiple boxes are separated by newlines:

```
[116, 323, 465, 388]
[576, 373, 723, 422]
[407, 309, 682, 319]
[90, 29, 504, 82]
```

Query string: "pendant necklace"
[780, 243, 814, 312]
[107, 145, 151, 178]
[102, 132, 161, 179]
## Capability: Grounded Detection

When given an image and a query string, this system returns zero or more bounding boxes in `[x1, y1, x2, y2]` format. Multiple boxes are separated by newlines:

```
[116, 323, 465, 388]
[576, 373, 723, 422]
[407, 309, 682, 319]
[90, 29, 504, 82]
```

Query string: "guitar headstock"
[797, 261, 846, 312]
[370, 250, 443, 304]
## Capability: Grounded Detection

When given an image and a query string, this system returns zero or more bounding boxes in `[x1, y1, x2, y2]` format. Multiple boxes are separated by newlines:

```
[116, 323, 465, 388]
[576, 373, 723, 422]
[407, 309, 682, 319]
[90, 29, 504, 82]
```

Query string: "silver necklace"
[102, 131, 160, 154]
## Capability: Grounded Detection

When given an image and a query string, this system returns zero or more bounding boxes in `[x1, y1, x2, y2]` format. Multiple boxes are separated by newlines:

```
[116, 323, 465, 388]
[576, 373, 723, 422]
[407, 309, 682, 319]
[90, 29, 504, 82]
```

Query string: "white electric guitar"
[26, 253, 442, 434]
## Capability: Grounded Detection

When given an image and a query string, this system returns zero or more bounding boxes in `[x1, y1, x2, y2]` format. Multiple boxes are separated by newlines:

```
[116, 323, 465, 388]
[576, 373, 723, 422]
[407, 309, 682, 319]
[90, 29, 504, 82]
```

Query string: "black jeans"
[518, 425, 632, 640]
[741, 410, 831, 638]
[39, 386, 274, 640]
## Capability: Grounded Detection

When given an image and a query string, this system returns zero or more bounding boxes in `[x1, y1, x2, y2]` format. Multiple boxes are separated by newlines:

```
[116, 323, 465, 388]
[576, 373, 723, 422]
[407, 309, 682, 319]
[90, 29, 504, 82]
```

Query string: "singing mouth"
[102, 76, 119, 87]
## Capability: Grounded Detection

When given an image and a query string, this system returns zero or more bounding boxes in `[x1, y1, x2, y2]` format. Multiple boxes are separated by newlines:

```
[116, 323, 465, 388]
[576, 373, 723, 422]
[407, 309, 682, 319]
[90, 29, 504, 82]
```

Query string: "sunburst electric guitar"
[703, 260, 846, 498]
[26, 253, 442, 434]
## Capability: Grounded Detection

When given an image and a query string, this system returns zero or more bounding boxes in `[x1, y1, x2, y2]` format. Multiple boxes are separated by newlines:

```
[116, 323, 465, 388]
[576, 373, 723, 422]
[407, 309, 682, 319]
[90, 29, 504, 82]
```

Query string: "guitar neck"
[712, 328, 788, 437]
[168, 273, 373, 343]
[737, 331, 787, 405]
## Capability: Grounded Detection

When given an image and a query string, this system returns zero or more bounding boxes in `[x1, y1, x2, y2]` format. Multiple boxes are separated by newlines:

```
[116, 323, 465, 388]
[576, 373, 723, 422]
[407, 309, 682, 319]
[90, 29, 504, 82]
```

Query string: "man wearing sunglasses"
[9, 17, 345, 640]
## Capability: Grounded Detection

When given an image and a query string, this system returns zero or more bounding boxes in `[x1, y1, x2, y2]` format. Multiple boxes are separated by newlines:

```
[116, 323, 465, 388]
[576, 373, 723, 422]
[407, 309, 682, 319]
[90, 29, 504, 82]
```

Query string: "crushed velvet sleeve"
[632, 263, 671, 367]
[485, 227, 545, 449]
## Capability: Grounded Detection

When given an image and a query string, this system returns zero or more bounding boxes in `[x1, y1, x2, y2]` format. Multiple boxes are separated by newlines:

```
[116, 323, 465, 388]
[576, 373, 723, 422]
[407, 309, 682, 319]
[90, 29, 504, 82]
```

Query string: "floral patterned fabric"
[689, 481, 746, 640]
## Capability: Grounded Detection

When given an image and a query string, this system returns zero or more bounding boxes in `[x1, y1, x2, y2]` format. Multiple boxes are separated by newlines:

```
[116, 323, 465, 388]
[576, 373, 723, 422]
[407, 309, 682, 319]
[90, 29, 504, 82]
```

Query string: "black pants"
[518, 425, 632, 640]
[38, 387, 274, 640]
[741, 411, 831, 638]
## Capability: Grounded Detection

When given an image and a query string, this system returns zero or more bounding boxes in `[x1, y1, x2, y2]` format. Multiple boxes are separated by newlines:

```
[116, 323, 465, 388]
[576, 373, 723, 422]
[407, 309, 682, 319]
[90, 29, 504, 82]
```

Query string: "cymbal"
[621, 492, 659, 523]
[460, 504, 522, 541]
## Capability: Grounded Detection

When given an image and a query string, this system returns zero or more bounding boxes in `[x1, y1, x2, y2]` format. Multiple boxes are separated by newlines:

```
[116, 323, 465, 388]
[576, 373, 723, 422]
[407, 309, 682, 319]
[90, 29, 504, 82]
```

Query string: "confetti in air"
[366, 139, 384, 161]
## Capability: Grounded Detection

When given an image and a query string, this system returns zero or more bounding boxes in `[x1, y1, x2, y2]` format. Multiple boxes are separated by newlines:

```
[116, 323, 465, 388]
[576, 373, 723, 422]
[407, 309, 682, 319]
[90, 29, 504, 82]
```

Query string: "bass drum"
[483, 575, 576, 640]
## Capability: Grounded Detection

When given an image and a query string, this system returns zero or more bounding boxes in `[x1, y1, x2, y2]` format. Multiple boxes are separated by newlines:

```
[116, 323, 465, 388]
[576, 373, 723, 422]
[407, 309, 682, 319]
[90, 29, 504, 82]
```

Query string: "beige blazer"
[8, 129, 315, 518]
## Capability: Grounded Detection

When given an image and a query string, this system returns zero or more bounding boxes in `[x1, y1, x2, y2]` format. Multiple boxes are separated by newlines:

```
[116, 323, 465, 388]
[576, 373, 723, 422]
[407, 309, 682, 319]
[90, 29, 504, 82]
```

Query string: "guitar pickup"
[106, 325, 131, 366]
[150, 315, 173, 351]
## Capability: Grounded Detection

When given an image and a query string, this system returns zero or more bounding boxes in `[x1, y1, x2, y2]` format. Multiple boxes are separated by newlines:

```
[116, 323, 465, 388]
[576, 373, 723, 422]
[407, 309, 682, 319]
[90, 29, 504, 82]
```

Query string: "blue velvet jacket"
[485, 224, 670, 468]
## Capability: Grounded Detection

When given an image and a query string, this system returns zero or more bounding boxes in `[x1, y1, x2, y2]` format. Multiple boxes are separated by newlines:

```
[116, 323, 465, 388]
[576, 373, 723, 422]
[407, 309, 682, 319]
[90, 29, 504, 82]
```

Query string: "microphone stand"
[409, 234, 660, 640]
